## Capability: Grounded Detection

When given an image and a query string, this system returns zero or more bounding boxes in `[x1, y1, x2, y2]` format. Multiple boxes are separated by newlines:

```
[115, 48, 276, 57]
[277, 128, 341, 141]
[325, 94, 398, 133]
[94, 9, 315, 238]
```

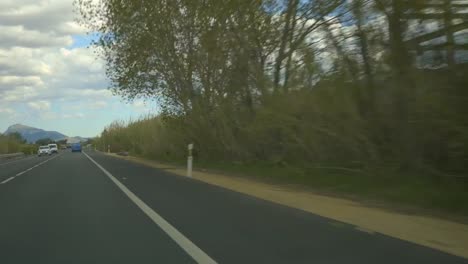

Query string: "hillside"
[4, 124, 67, 143]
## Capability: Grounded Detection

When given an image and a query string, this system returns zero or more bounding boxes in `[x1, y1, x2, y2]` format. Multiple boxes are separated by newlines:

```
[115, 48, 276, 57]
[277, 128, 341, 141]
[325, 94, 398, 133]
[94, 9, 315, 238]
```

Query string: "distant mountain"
[4, 124, 68, 143]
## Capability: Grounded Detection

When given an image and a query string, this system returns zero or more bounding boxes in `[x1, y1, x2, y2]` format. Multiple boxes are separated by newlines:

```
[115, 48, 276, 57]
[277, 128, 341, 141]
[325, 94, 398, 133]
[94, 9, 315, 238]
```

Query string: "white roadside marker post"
[187, 143, 193, 177]
[108, 145, 110, 153]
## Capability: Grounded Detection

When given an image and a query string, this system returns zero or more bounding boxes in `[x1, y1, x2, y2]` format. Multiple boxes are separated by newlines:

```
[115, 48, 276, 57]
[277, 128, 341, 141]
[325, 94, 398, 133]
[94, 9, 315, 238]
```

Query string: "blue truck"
[71, 143, 82, 152]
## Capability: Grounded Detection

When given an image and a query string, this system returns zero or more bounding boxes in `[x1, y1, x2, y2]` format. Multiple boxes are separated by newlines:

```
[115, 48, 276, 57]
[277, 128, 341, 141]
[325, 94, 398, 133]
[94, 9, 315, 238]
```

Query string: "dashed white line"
[83, 151, 217, 264]
[0, 154, 61, 185]
[0, 177, 15, 184]
[15, 155, 59, 177]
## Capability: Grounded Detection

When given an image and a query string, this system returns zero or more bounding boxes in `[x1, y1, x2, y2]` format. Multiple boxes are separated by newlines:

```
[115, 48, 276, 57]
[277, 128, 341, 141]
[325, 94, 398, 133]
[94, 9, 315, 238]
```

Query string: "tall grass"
[0, 134, 36, 155]
[94, 83, 468, 216]
[0, 136, 21, 154]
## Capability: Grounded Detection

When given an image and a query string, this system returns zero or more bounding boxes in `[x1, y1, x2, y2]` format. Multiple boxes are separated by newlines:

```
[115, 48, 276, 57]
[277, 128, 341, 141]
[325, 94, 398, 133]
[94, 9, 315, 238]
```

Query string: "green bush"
[20, 144, 38, 155]
[0, 135, 22, 154]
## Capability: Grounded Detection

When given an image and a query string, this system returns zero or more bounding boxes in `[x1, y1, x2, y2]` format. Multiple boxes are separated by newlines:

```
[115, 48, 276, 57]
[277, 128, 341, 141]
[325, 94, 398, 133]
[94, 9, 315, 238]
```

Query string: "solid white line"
[0, 177, 15, 184]
[14, 154, 60, 177]
[83, 152, 217, 264]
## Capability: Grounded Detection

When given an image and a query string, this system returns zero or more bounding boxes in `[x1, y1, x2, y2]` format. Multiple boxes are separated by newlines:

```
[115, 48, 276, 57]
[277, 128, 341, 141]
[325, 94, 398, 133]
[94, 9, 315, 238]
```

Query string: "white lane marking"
[2, 154, 61, 183]
[0, 177, 15, 184]
[14, 154, 60, 177]
[355, 226, 376, 234]
[83, 152, 217, 264]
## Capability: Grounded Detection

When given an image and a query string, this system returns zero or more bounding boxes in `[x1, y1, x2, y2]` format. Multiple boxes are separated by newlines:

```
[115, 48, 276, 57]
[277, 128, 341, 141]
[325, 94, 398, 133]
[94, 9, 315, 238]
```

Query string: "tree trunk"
[273, 0, 298, 92]
[283, 0, 299, 92]
[388, 0, 420, 169]
[323, 19, 358, 84]
[443, 0, 455, 67]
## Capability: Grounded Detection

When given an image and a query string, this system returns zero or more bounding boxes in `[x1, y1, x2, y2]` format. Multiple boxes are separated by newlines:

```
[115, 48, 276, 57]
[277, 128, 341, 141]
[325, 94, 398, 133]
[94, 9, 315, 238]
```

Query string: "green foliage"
[20, 144, 37, 155]
[35, 138, 55, 146]
[80, 0, 468, 213]
[0, 133, 35, 155]
[56, 139, 67, 145]
[0, 136, 20, 154]
[193, 161, 468, 215]
[8, 132, 26, 144]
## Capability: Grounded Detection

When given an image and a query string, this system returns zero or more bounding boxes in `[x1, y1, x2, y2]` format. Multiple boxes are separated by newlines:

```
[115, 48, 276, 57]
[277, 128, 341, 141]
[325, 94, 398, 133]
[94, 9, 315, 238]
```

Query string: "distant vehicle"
[48, 144, 58, 154]
[71, 143, 82, 152]
[38, 146, 51, 156]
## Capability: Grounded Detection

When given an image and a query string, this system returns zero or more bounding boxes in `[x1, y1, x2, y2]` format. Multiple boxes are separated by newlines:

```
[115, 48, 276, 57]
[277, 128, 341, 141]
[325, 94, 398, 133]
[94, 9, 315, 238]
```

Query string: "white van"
[48, 144, 58, 154]
[38, 146, 51, 156]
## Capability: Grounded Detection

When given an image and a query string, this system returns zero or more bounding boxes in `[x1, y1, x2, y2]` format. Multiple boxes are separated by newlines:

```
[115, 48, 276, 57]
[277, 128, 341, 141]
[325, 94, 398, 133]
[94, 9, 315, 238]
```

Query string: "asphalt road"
[0, 151, 467, 264]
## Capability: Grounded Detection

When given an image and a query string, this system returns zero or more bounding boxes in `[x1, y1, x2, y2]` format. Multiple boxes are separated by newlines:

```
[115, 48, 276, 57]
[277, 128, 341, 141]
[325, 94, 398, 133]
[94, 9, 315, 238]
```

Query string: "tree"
[350, 0, 375, 111]
[56, 139, 68, 145]
[76, 0, 468, 179]
[35, 138, 55, 146]
[8, 132, 26, 144]
[0, 133, 26, 154]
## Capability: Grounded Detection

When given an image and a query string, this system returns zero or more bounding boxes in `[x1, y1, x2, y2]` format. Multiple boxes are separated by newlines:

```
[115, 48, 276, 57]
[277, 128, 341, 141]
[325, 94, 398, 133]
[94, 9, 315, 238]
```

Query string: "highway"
[0, 151, 466, 264]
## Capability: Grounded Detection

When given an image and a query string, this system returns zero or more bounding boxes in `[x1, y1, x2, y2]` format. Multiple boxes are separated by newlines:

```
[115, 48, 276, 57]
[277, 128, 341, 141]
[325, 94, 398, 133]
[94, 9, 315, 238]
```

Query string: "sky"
[0, 0, 158, 138]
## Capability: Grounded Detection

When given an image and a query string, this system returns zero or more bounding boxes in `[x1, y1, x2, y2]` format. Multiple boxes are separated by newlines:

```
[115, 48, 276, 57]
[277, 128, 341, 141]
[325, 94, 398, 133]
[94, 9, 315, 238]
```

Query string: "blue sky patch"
[70, 33, 99, 49]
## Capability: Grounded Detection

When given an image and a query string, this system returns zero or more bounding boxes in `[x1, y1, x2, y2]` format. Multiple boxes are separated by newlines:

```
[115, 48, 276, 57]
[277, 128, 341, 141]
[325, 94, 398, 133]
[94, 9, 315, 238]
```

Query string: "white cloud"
[0, 25, 73, 48]
[0, 106, 19, 122]
[1, 85, 46, 102]
[131, 100, 149, 112]
[0, 48, 108, 113]
[0, 0, 111, 117]
[27, 100, 50, 111]
[89, 100, 108, 109]
[133, 100, 145, 108]
[40, 111, 59, 120]
[0, 75, 43, 86]
[55, 21, 87, 35]
[0, 0, 158, 136]
[67, 89, 112, 99]
[0, 47, 53, 76]
[0, 0, 76, 34]
[62, 112, 85, 119]
[0, 107, 15, 114]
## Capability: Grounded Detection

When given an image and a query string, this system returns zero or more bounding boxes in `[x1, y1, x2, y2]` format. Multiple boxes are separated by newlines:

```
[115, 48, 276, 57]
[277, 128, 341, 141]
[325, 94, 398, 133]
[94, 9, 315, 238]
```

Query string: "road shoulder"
[103, 152, 468, 259]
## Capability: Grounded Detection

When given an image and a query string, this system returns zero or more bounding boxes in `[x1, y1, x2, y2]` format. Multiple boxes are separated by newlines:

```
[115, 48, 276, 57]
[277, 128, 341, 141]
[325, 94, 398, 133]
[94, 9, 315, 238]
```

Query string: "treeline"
[78, 1, 468, 179]
[0, 133, 36, 155]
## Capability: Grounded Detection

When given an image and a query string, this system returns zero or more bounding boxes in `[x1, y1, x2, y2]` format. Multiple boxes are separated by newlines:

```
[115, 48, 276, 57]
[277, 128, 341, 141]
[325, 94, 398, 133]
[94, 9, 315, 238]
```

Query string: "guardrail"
[0, 153, 25, 160]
